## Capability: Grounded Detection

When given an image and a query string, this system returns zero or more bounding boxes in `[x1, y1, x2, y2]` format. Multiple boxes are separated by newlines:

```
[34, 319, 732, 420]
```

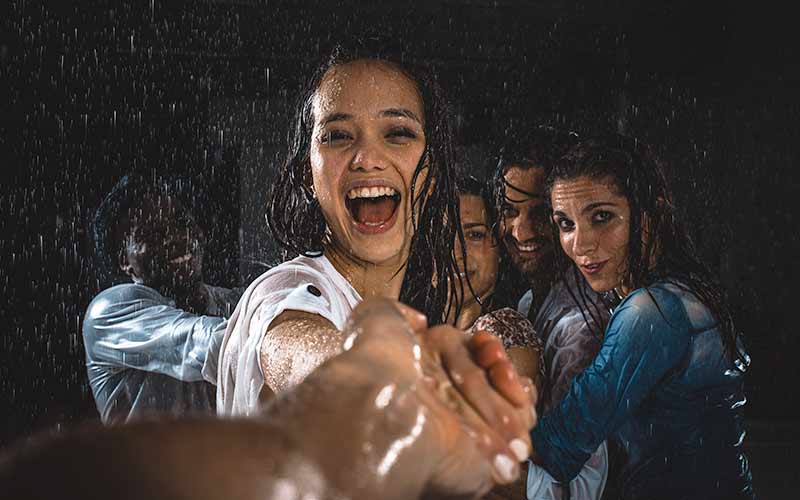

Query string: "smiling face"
[499, 165, 554, 283]
[454, 194, 500, 305]
[309, 59, 426, 267]
[550, 175, 631, 293]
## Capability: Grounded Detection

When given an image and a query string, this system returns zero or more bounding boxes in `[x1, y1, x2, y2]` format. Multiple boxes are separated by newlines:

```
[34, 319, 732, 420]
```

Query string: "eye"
[466, 229, 486, 241]
[554, 216, 574, 232]
[501, 205, 518, 218]
[386, 126, 418, 144]
[592, 210, 614, 224]
[319, 129, 352, 145]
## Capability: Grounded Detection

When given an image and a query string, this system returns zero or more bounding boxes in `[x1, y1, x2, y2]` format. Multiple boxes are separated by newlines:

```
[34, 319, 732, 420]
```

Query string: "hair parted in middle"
[547, 133, 746, 366]
[267, 36, 461, 325]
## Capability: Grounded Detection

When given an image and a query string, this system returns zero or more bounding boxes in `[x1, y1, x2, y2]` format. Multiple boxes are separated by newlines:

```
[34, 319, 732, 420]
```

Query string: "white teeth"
[517, 244, 538, 252]
[346, 186, 398, 199]
[170, 253, 192, 264]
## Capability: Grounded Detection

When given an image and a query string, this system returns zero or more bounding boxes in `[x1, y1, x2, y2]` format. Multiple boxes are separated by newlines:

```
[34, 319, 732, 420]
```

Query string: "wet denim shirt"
[83, 283, 239, 425]
[531, 281, 754, 499]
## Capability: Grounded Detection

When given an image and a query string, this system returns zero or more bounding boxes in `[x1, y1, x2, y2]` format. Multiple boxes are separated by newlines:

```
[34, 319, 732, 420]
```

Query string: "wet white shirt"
[83, 283, 239, 425]
[217, 254, 361, 417]
[520, 271, 609, 500]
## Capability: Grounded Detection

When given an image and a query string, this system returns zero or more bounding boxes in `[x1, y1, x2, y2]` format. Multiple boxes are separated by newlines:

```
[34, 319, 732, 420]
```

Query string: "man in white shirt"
[494, 127, 611, 499]
[83, 175, 240, 424]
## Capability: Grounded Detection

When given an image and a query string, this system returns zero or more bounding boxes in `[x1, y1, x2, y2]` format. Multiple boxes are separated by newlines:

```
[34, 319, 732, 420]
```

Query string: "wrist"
[267, 358, 433, 500]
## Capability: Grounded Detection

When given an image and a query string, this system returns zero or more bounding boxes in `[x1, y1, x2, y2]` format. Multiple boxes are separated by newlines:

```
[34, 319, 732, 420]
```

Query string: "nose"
[572, 225, 598, 257]
[454, 237, 466, 269]
[511, 212, 537, 243]
[350, 136, 388, 172]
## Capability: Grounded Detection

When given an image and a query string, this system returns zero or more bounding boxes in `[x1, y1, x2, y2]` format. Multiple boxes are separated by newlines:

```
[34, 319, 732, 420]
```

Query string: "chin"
[584, 276, 613, 294]
[352, 243, 406, 266]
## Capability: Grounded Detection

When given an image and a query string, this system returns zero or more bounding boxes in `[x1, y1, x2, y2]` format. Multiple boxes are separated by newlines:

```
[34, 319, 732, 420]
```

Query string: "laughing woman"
[217, 41, 463, 415]
[530, 134, 755, 499]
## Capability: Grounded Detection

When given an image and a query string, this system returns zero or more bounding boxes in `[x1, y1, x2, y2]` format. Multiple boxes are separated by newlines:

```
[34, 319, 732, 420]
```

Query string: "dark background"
[1, 0, 798, 496]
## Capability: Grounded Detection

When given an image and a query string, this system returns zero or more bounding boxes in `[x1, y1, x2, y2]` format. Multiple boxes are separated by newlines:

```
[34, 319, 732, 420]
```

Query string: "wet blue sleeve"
[83, 285, 227, 382]
[531, 286, 691, 482]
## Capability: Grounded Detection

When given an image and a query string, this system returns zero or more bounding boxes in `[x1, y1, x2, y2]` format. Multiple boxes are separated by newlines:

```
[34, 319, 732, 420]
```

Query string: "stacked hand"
[334, 299, 538, 499]
[0, 298, 538, 500]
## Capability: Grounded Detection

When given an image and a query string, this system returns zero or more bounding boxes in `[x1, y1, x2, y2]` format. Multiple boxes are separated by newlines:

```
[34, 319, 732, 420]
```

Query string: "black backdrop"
[1, 0, 798, 492]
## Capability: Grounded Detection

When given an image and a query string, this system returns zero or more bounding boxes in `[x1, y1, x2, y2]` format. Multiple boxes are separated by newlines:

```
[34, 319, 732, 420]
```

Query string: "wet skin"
[119, 195, 208, 313]
[1, 299, 537, 500]
[257, 59, 429, 398]
[499, 166, 554, 286]
[550, 175, 631, 294]
[453, 194, 543, 429]
[310, 59, 426, 300]
[454, 193, 500, 329]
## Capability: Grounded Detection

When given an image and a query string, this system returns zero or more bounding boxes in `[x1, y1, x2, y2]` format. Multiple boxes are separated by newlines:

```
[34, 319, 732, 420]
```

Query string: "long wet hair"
[547, 133, 746, 365]
[267, 37, 460, 325]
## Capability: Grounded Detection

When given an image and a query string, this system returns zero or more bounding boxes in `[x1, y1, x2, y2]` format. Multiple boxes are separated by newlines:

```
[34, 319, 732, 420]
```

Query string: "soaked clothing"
[520, 271, 610, 500]
[83, 283, 240, 425]
[531, 281, 754, 499]
[469, 307, 543, 350]
[468, 307, 547, 392]
[523, 270, 610, 412]
[217, 254, 361, 416]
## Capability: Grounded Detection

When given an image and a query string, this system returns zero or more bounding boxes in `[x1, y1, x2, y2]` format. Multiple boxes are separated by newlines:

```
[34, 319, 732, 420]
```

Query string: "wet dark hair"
[91, 174, 191, 289]
[547, 133, 746, 365]
[267, 37, 460, 324]
[491, 125, 579, 224]
[455, 175, 492, 312]
[489, 125, 580, 303]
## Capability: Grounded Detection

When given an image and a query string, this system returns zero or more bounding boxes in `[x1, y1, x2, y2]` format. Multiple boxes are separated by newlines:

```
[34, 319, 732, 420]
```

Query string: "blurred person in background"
[83, 174, 240, 424]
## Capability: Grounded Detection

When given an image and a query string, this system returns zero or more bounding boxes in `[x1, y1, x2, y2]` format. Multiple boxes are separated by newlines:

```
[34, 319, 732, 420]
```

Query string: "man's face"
[121, 195, 205, 295]
[499, 165, 554, 283]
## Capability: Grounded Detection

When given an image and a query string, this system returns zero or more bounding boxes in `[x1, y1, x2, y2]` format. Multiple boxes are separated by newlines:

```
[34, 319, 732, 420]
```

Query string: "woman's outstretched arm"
[2, 299, 536, 500]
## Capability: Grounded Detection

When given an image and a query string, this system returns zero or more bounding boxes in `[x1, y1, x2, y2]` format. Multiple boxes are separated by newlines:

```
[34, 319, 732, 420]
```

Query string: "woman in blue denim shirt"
[529, 134, 755, 499]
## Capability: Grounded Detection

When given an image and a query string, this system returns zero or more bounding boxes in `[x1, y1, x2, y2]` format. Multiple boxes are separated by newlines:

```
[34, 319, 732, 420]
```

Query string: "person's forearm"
[265, 346, 433, 500]
[506, 346, 542, 388]
[2, 345, 432, 500]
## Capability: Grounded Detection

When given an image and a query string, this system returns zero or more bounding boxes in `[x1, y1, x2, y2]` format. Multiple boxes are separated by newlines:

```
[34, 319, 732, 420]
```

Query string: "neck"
[324, 245, 407, 301]
[527, 272, 552, 318]
[454, 299, 483, 330]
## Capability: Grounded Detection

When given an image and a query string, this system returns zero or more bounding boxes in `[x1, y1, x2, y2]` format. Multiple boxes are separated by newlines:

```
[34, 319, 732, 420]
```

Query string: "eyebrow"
[381, 108, 423, 124]
[462, 222, 487, 230]
[319, 112, 352, 127]
[551, 202, 618, 219]
[319, 108, 423, 128]
[582, 201, 618, 213]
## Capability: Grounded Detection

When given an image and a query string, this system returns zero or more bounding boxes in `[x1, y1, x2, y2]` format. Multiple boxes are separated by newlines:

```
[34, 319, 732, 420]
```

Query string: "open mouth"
[581, 261, 607, 275]
[345, 185, 401, 233]
[509, 239, 548, 255]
